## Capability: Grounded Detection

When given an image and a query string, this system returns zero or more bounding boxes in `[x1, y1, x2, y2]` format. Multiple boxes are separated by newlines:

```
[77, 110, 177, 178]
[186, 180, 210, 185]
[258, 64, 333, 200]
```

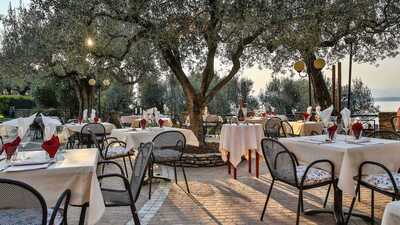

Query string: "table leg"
[233, 167, 237, 179]
[256, 152, 260, 178]
[227, 152, 231, 175]
[248, 149, 252, 174]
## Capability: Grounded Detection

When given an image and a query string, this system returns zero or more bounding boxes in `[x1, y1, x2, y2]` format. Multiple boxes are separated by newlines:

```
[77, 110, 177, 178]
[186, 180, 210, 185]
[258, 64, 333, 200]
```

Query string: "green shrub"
[0, 95, 36, 116]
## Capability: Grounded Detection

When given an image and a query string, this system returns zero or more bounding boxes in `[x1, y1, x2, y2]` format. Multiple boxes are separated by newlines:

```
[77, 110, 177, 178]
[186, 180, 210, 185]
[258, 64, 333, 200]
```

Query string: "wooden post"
[338, 62, 342, 111]
[332, 65, 336, 113]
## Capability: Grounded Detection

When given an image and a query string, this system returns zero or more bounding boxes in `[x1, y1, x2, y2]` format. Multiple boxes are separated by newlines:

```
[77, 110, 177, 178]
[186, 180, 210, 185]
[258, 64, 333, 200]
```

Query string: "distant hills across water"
[375, 97, 400, 102]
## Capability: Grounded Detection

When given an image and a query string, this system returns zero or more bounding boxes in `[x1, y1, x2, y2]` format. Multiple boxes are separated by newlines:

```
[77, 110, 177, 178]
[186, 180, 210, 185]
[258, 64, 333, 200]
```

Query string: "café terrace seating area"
[1, 108, 400, 225]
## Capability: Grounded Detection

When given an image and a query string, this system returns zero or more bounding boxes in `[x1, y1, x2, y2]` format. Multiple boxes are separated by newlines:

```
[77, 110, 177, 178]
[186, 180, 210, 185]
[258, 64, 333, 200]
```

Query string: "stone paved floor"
[68, 158, 392, 225]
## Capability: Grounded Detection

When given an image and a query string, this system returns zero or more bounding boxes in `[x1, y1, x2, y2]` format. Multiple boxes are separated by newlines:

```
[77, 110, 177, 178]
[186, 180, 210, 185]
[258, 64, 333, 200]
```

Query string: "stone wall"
[378, 112, 396, 131]
[162, 153, 226, 168]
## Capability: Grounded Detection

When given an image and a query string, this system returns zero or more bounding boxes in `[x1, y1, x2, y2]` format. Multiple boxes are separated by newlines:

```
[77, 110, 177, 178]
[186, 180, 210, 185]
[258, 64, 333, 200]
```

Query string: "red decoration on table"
[140, 119, 147, 129]
[3, 136, 21, 160]
[272, 112, 277, 116]
[78, 116, 83, 124]
[41, 135, 60, 158]
[158, 119, 164, 128]
[261, 112, 267, 117]
[303, 112, 310, 121]
[352, 122, 363, 139]
[327, 124, 337, 140]
[94, 116, 99, 123]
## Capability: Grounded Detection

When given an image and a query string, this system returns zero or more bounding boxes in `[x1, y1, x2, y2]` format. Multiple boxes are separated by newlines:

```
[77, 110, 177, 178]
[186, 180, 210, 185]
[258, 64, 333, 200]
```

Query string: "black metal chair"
[310, 130, 321, 136]
[264, 117, 283, 138]
[0, 178, 71, 225]
[97, 142, 153, 225]
[346, 161, 400, 225]
[368, 130, 400, 140]
[80, 123, 106, 148]
[203, 115, 222, 141]
[280, 121, 298, 137]
[260, 138, 335, 225]
[89, 130, 134, 177]
[148, 130, 190, 199]
[0, 136, 3, 155]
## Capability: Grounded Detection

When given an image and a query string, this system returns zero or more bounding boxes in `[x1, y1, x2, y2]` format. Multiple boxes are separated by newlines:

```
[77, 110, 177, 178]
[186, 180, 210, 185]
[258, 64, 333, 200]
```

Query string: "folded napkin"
[140, 118, 147, 129]
[94, 116, 99, 123]
[90, 109, 96, 121]
[352, 121, 363, 139]
[3, 136, 21, 159]
[315, 106, 321, 115]
[340, 108, 351, 130]
[158, 119, 164, 128]
[327, 124, 338, 140]
[78, 116, 83, 124]
[307, 106, 312, 114]
[41, 114, 62, 141]
[17, 113, 37, 138]
[82, 109, 88, 122]
[303, 112, 310, 121]
[41, 135, 60, 158]
[320, 105, 334, 127]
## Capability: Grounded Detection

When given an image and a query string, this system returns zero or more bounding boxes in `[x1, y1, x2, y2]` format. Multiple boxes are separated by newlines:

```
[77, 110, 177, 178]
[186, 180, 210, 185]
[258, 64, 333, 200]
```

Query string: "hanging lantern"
[313, 58, 326, 70]
[88, 78, 96, 86]
[102, 79, 111, 87]
[293, 61, 305, 73]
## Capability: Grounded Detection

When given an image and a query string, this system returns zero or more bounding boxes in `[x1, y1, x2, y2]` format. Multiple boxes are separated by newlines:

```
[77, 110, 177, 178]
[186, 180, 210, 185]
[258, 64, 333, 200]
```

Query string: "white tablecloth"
[64, 122, 116, 134]
[382, 201, 400, 225]
[0, 149, 105, 225]
[219, 124, 264, 167]
[280, 135, 400, 196]
[289, 121, 324, 136]
[110, 127, 199, 150]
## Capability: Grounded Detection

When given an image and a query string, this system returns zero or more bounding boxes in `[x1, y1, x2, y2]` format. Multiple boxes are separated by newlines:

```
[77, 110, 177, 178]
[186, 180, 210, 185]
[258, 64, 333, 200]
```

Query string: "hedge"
[0, 95, 36, 116]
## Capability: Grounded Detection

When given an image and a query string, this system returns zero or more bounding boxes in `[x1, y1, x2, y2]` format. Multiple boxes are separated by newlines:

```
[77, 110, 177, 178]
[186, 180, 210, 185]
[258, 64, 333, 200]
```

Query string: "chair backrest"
[392, 116, 399, 132]
[81, 123, 106, 135]
[130, 142, 153, 202]
[261, 138, 298, 185]
[0, 178, 47, 225]
[368, 130, 400, 140]
[280, 121, 294, 137]
[0, 136, 3, 154]
[152, 130, 186, 152]
[310, 130, 321, 136]
[264, 117, 283, 138]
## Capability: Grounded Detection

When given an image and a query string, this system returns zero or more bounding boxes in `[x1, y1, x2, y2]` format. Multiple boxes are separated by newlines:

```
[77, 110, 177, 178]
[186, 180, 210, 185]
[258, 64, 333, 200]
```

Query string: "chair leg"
[122, 157, 129, 177]
[345, 183, 360, 225]
[148, 163, 153, 200]
[323, 183, 332, 208]
[371, 189, 375, 225]
[173, 162, 178, 184]
[296, 189, 303, 225]
[78, 203, 89, 225]
[130, 204, 141, 225]
[128, 153, 134, 172]
[358, 184, 361, 202]
[260, 179, 275, 221]
[181, 165, 190, 193]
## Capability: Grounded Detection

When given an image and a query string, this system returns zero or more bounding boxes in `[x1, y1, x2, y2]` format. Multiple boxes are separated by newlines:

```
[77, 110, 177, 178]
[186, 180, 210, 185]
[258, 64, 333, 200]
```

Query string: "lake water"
[375, 101, 400, 112]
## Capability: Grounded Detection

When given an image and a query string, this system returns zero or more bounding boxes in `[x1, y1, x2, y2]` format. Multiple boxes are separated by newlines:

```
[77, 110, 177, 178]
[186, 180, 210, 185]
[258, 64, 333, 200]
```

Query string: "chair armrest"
[359, 161, 399, 193]
[49, 189, 71, 225]
[300, 159, 335, 187]
[98, 161, 125, 176]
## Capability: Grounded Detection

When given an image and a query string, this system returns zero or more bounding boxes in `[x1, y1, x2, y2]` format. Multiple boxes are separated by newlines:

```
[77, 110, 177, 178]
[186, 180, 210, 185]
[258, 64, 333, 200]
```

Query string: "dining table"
[219, 123, 264, 179]
[289, 121, 324, 136]
[0, 149, 105, 225]
[64, 122, 116, 135]
[280, 134, 400, 225]
[110, 127, 199, 151]
[382, 200, 400, 225]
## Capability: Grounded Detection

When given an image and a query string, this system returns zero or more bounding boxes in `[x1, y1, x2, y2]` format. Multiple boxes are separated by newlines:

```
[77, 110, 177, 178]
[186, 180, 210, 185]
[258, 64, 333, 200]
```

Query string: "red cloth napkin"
[78, 116, 83, 124]
[140, 119, 147, 129]
[42, 135, 60, 158]
[261, 112, 267, 117]
[352, 122, 363, 139]
[327, 124, 337, 140]
[94, 116, 99, 123]
[303, 112, 310, 121]
[158, 119, 164, 128]
[3, 136, 21, 160]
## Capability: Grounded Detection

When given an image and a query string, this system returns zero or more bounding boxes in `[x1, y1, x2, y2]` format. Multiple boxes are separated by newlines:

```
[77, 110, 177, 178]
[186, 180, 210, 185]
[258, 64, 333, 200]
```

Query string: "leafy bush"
[0, 95, 36, 116]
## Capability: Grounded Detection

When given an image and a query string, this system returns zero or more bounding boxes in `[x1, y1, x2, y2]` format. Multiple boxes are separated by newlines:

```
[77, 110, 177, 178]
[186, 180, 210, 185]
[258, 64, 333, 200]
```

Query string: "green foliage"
[32, 83, 58, 108]
[342, 78, 379, 114]
[259, 77, 309, 114]
[103, 82, 134, 113]
[0, 95, 35, 115]
[138, 76, 166, 111]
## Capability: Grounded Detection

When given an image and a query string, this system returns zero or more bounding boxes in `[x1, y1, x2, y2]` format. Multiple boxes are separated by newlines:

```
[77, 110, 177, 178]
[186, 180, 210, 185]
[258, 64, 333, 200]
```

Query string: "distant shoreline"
[374, 97, 400, 102]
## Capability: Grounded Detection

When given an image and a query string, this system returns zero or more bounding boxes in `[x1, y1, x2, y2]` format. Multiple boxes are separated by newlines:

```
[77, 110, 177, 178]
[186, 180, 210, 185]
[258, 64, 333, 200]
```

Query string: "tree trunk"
[304, 53, 332, 109]
[187, 97, 206, 147]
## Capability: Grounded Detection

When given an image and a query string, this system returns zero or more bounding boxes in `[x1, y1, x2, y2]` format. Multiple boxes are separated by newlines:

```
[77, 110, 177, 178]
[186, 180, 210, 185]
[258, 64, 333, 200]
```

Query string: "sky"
[1, 0, 399, 98]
